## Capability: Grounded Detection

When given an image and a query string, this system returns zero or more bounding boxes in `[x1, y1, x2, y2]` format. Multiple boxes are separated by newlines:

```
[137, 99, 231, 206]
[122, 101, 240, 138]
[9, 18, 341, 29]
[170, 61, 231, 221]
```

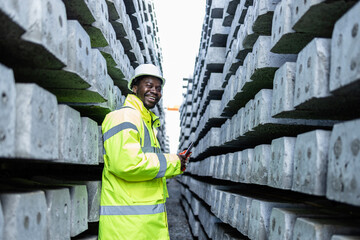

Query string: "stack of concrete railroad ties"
[0, 0, 167, 239]
[179, 0, 360, 239]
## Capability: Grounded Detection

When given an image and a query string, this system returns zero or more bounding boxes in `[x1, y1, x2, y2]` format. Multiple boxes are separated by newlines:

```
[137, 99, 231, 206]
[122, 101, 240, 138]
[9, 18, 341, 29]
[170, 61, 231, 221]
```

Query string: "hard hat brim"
[128, 73, 165, 91]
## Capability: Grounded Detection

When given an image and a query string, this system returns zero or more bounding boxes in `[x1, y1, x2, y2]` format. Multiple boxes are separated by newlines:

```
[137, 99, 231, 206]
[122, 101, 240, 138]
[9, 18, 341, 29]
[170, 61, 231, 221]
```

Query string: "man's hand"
[177, 153, 187, 172]
[178, 150, 192, 172]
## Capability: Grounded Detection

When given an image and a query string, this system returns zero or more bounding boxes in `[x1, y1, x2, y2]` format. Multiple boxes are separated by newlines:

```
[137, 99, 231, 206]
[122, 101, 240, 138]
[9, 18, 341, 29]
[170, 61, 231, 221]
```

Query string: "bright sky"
[153, 0, 206, 152]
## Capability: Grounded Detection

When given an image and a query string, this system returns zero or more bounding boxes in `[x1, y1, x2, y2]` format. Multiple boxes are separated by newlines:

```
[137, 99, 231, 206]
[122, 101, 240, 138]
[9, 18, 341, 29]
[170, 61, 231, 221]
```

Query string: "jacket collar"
[124, 94, 161, 128]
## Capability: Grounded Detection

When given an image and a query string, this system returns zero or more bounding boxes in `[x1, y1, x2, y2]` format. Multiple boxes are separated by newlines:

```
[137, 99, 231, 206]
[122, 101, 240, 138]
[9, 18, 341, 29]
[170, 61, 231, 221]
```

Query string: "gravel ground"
[166, 178, 194, 240]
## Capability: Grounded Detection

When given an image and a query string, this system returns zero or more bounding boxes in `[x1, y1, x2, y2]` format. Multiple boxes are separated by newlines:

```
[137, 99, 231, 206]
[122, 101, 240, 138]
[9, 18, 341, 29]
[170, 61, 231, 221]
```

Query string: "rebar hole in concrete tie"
[352, 23, 358, 38]
[50, 112, 55, 124]
[351, 138, 360, 156]
[272, 218, 276, 231]
[64, 203, 68, 215]
[297, 87, 300, 99]
[305, 83, 310, 93]
[24, 216, 30, 229]
[307, 57, 311, 68]
[336, 66, 341, 79]
[1, 92, 7, 103]
[59, 16, 63, 28]
[78, 38, 82, 48]
[334, 136, 342, 160]
[37, 212, 41, 224]
[350, 60, 356, 71]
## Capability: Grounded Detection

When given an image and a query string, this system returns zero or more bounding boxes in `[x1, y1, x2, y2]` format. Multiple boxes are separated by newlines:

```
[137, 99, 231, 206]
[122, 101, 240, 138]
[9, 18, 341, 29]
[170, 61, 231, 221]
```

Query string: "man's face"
[132, 76, 162, 109]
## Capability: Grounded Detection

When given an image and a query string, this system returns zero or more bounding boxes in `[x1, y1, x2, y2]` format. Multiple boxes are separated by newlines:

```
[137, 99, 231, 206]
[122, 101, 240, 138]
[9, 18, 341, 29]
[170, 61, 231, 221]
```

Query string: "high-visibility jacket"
[98, 94, 183, 240]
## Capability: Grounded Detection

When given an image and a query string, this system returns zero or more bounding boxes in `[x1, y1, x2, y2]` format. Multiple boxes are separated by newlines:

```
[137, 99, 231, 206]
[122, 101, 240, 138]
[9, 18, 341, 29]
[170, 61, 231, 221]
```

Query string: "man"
[98, 63, 188, 239]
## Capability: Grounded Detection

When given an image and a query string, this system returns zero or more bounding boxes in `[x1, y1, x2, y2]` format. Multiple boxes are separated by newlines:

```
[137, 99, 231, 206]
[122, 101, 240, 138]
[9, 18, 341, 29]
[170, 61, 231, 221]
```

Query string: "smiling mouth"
[147, 96, 157, 102]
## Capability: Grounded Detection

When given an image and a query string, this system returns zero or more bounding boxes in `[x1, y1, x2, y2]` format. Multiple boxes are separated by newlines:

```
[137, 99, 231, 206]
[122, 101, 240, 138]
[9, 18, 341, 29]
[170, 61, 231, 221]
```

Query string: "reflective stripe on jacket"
[98, 94, 183, 240]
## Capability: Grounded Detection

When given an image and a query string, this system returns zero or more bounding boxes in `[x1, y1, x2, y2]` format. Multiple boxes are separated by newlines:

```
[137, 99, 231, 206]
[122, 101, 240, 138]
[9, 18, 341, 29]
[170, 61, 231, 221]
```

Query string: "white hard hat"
[128, 64, 165, 91]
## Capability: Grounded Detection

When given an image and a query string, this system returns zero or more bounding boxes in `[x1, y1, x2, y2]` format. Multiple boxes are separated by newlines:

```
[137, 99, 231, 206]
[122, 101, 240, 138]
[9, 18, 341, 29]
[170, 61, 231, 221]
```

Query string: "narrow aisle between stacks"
[166, 178, 194, 240]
